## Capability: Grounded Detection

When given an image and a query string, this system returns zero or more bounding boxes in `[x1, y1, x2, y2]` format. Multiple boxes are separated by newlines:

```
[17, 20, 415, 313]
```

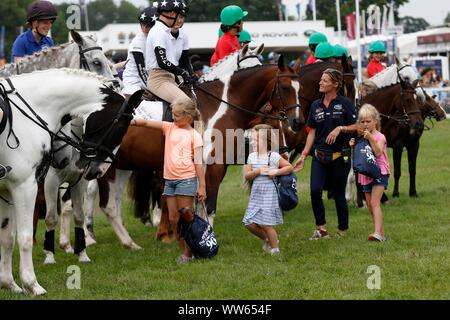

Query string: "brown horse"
[382, 88, 446, 198]
[87, 59, 303, 245]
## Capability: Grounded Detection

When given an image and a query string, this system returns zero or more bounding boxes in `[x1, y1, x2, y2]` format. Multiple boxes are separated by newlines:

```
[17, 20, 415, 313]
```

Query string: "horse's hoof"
[409, 192, 418, 198]
[78, 250, 91, 263]
[126, 242, 142, 251]
[43, 250, 56, 265]
[157, 232, 176, 244]
[85, 236, 97, 247]
[24, 283, 47, 296]
[60, 244, 74, 254]
[392, 191, 400, 198]
[144, 220, 152, 227]
[0, 281, 23, 294]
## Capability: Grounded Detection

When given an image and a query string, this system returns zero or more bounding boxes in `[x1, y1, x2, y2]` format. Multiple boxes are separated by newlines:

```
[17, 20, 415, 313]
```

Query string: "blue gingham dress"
[243, 152, 283, 226]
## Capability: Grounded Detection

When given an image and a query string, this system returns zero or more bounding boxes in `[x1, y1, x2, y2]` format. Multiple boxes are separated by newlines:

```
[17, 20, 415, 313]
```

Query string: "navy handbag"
[353, 137, 381, 179]
[268, 152, 298, 212]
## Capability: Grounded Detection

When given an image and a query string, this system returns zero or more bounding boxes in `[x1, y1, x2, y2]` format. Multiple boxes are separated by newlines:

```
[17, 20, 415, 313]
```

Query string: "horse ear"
[412, 79, 419, 87]
[70, 30, 84, 45]
[432, 94, 437, 99]
[255, 43, 264, 56]
[277, 54, 285, 69]
[240, 43, 249, 57]
[125, 90, 144, 113]
[394, 55, 400, 65]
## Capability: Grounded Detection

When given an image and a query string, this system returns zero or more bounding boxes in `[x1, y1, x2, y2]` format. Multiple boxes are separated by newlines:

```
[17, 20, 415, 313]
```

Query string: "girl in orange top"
[131, 98, 205, 263]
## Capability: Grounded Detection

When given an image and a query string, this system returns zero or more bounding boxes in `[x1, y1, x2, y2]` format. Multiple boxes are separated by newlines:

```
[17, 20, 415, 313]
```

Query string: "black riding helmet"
[157, 0, 188, 15]
[27, 0, 58, 23]
[139, 6, 159, 27]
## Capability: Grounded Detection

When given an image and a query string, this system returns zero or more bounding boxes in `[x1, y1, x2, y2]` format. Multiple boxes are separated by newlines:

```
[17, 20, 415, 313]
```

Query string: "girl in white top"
[145, 0, 194, 104]
[122, 6, 159, 97]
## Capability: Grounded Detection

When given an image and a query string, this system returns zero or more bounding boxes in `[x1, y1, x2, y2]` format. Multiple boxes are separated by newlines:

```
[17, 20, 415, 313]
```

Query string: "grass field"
[1, 121, 449, 300]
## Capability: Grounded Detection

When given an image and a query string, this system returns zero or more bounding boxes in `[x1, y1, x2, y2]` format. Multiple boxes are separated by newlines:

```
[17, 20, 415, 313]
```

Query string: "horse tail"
[128, 170, 155, 220]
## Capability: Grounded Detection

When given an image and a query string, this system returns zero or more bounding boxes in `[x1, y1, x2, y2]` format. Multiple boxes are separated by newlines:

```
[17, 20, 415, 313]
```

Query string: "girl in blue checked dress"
[243, 124, 293, 255]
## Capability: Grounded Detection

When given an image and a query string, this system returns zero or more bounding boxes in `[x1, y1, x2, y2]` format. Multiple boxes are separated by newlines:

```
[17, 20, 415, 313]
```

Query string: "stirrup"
[0, 164, 12, 180]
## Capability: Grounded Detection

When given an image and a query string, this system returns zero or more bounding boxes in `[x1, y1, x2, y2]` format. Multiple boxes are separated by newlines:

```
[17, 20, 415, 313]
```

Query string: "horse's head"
[398, 81, 424, 137]
[69, 30, 118, 87]
[418, 88, 447, 121]
[267, 55, 305, 132]
[238, 43, 264, 68]
[396, 57, 420, 87]
[76, 89, 144, 180]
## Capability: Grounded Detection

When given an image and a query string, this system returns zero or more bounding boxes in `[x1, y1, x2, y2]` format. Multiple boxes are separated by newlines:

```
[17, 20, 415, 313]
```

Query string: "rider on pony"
[306, 32, 328, 65]
[367, 41, 386, 78]
[145, 0, 194, 105]
[122, 5, 158, 98]
[210, 5, 248, 66]
[11, 0, 58, 64]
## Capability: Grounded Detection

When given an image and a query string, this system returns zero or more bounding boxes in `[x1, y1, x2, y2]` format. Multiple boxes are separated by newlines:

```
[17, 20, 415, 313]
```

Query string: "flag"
[0, 26, 5, 59]
[346, 13, 356, 40]
[296, 3, 301, 21]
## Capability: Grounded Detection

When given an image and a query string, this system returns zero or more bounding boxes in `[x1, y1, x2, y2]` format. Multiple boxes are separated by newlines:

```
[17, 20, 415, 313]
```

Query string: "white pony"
[200, 43, 264, 82]
[0, 68, 141, 295]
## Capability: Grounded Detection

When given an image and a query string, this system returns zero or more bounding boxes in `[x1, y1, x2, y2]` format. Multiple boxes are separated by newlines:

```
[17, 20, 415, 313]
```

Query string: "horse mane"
[199, 64, 267, 85]
[0, 34, 98, 74]
[369, 65, 399, 89]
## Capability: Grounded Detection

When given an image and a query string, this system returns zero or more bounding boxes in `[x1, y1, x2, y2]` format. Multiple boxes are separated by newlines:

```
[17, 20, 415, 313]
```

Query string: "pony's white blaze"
[291, 80, 301, 120]
[203, 75, 232, 164]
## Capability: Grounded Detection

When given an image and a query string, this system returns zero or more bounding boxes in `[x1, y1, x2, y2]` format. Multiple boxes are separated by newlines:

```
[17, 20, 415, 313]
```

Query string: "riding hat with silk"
[139, 6, 159, 27]
[315, 42, 336, 60]
[220, 5, 248, 26]
[308, 32, 328, 45]
[334, 44, 349, 59]
[27, 0, 58, 22]
[368, 41, 386, 53]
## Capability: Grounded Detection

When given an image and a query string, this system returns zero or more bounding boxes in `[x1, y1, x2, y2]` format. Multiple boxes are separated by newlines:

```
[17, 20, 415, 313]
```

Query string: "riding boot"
[0, 165, 12, 179]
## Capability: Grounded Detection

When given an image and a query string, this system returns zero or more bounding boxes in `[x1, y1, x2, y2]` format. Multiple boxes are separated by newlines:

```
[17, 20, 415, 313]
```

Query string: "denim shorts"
[163, 177, 198, 197]
[362, 175, 389, 193]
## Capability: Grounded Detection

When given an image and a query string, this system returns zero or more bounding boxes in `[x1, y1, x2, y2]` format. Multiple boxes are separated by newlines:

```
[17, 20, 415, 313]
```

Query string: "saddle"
[142, 89, 173, 122]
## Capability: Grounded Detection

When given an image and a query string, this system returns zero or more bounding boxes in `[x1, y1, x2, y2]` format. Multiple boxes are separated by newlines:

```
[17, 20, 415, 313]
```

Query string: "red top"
[367, 60, 385, 78]
[210, 33, 240, 66]
[305, 53, 316, 65]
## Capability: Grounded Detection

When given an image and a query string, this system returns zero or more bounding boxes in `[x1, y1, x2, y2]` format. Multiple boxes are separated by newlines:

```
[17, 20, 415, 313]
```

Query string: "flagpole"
[355, 0, 362, 82]
[313, 0, 317, 21]
[336, 0, 342, 44]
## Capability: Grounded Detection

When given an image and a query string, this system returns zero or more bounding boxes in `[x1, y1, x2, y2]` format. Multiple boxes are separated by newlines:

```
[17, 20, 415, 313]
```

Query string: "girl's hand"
[363, 130, 372, 140]
[349, 138, 355, 147]
[259, 165, 269, 176]
[267, 169, 279, 178]
[196, 185, 206, 202]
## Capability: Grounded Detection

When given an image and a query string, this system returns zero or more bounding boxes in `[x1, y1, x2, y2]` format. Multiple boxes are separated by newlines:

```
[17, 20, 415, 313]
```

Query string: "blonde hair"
[171, 97, 203, 134]
[252, 124, 278, 152]
[359, 80, 378, 96]
[358, 103, 381, 130]
[323, 68, 343, 91]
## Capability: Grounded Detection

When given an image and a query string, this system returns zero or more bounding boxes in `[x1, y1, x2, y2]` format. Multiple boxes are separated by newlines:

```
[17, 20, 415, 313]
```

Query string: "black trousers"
[310, 156, 351, 231]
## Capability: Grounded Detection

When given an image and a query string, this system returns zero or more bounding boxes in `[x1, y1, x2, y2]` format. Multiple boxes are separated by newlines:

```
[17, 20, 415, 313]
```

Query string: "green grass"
[1, 121, 450, 300]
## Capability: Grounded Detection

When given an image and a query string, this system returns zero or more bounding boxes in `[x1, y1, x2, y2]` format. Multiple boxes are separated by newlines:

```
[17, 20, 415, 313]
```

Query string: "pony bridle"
[270, 72, 302, 124]
[78, 45, 120, 90]
[79, 96, 134, 163]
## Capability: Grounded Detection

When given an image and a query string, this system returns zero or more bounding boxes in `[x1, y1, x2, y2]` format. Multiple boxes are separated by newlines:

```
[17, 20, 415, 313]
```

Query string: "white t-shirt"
[123, 31, 147, 95]
[145, 20, 189, 70]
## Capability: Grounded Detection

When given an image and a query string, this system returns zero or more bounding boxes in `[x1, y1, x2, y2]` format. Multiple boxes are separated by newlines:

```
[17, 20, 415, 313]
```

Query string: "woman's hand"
[196, 185, 206, 202]
[267, 169, 279, 178]
[326, 126, 341, 145]
[259, 165, 269, 176]
[293, 155, 305, 173]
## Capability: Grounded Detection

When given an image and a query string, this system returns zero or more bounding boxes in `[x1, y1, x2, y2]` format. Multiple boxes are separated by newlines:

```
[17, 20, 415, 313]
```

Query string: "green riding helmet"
[239, 30, 252, 43]
[218, 28, 224, 38]
[220, 5, 248, 26]
[368, 41, 386, 53]
[308, 32, 328, 45]
[315, 42, 336, 60]
[334, 44, 349, 58]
